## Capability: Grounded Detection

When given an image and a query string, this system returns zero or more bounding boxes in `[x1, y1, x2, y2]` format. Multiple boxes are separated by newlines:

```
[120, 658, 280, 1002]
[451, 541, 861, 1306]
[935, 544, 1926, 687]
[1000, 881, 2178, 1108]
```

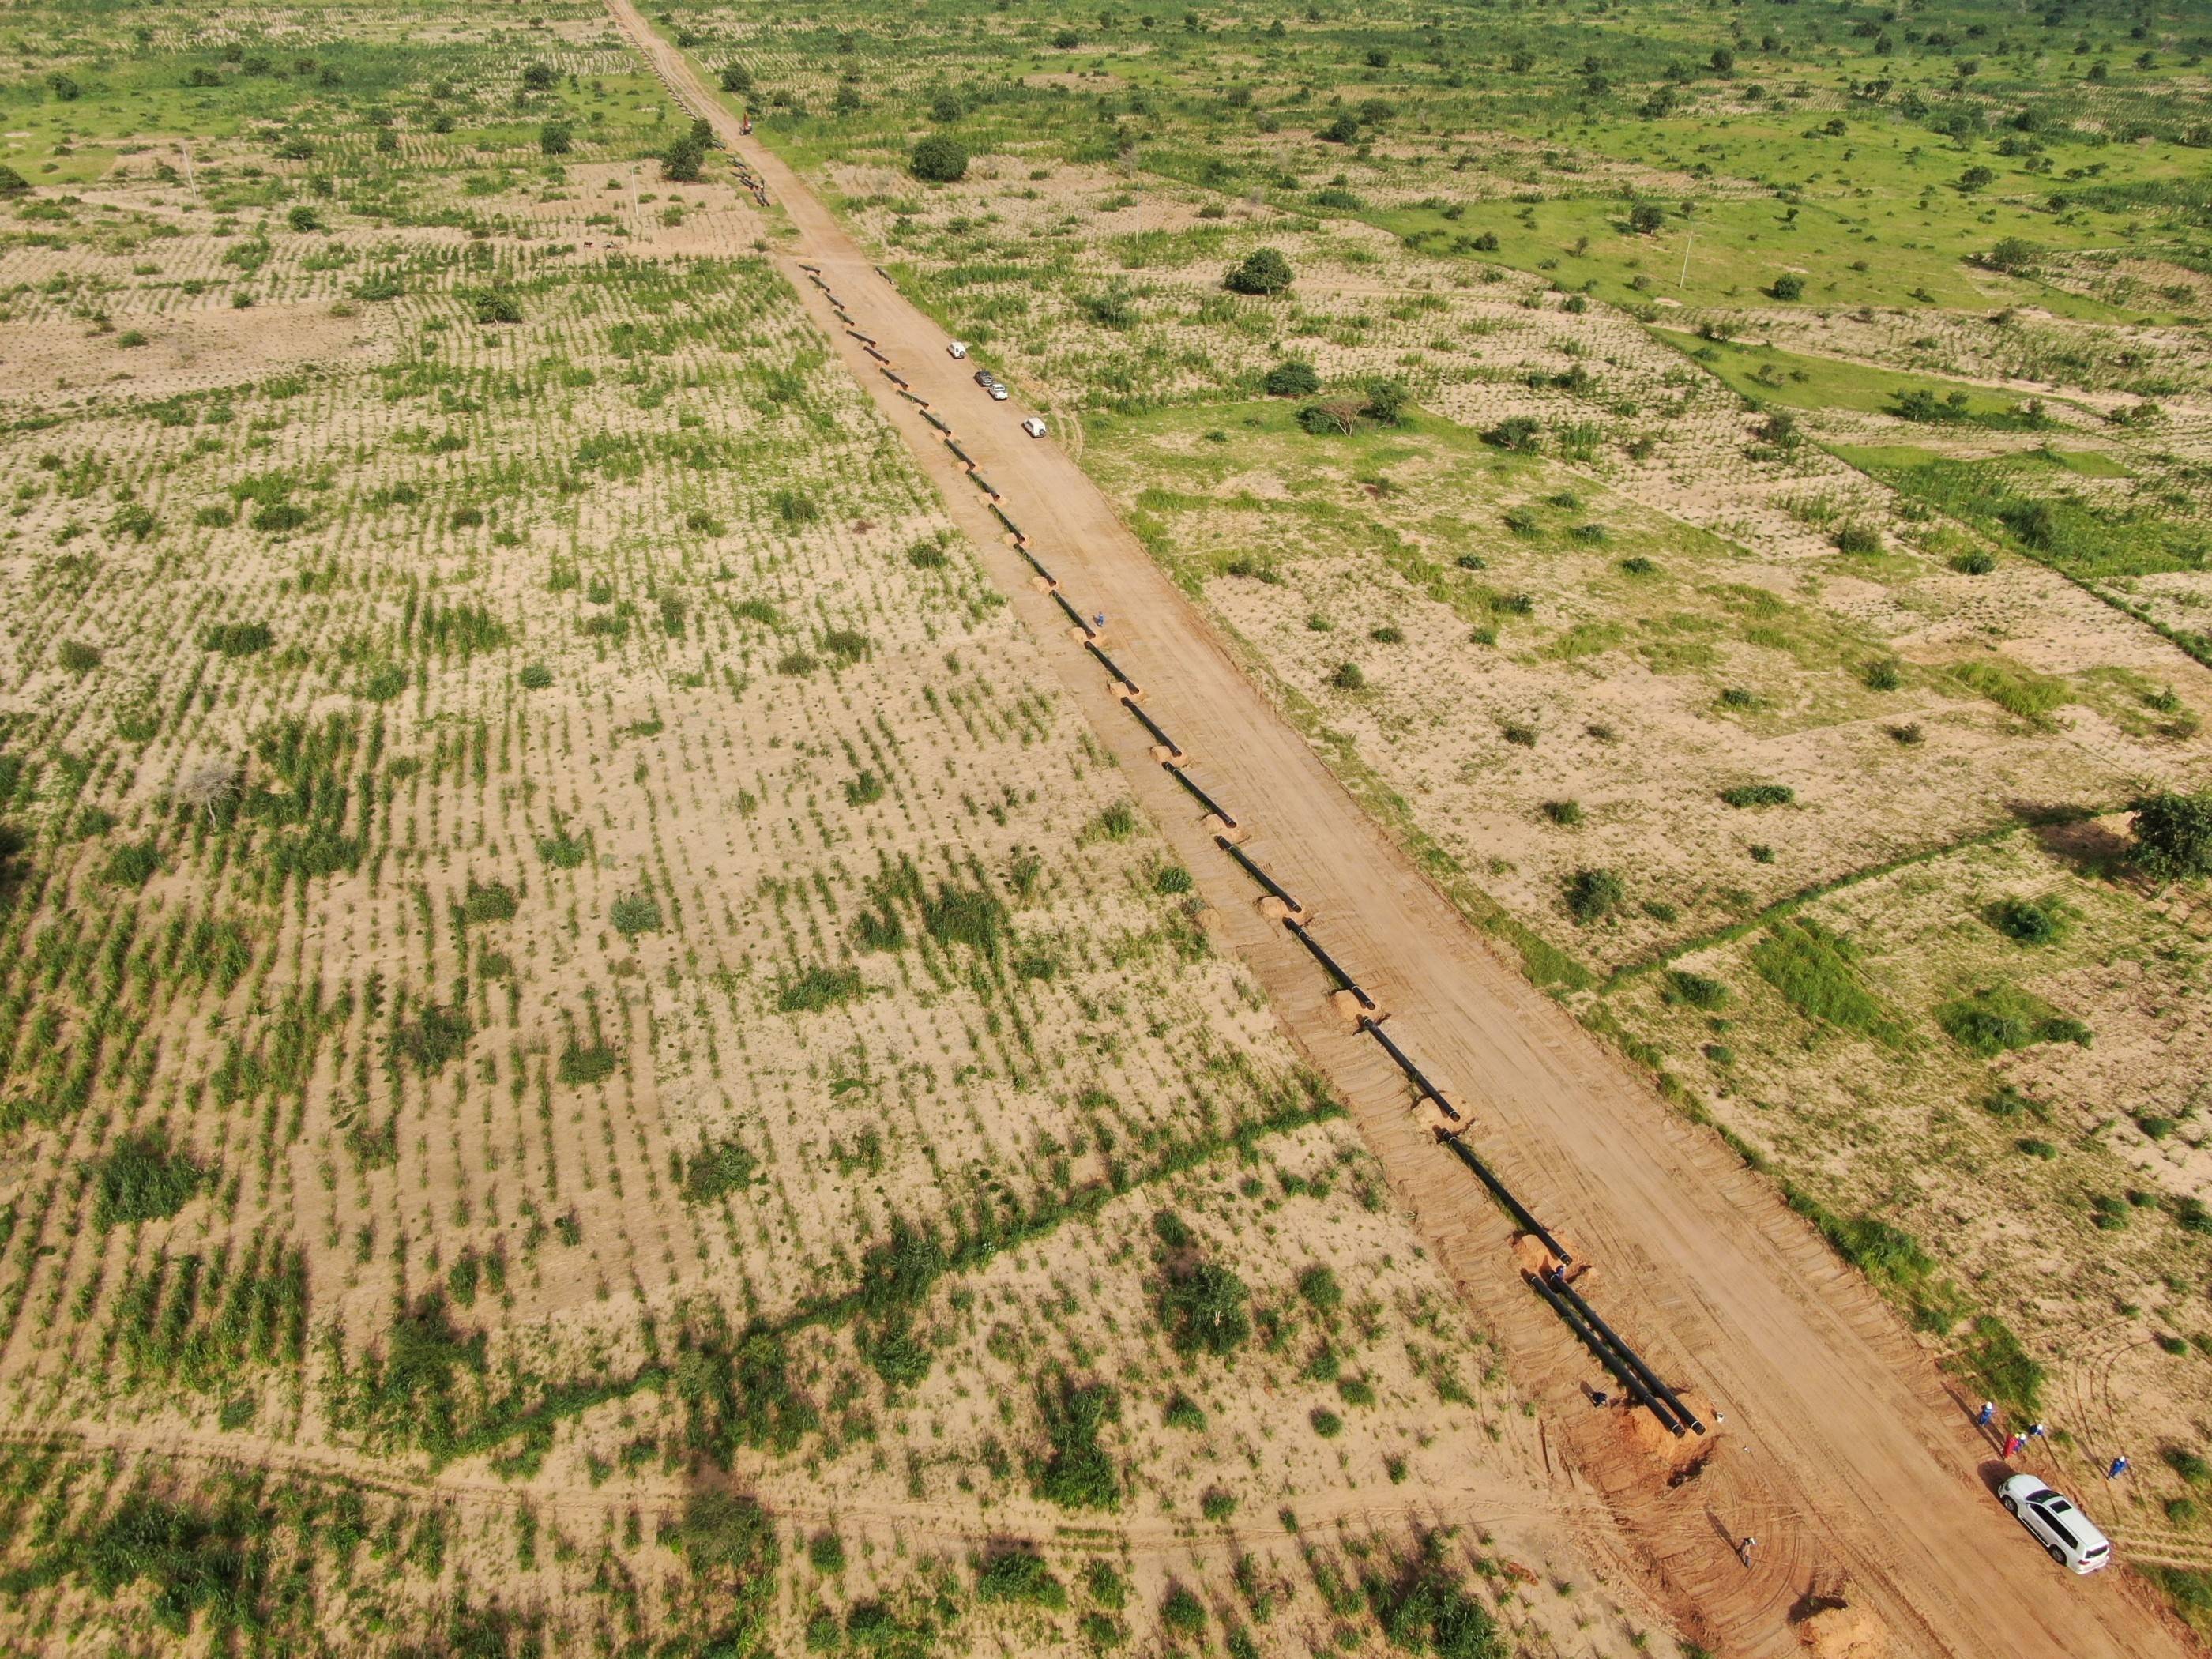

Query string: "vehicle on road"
[987, 381, 1009, 401]
[972, 369, 995, 388]
[1999, 1474, 2112, 1574]
[947, 340, 967, 359]
[1021, 416, 1048, 438]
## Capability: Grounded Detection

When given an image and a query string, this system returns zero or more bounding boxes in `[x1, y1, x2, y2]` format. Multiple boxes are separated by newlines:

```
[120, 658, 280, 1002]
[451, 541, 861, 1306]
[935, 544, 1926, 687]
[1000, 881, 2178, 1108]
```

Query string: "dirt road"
[604, 6, 2195, 1653]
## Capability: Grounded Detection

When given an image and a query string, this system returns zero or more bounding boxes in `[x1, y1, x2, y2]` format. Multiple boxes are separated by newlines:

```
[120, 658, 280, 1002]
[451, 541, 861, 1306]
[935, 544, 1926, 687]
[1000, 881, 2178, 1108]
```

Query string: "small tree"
[1316, 114, 1360, 143]
[1362, 378, 1409, 425]
[910, 134, 969, 182]
[1224, 246, 1293, 295]
[0, 165, 28, 197]
[539, 121, 573, 156]
[521, 62, 555, 92]
[2131, 790, 2212, 882]
[1627, 201, 1667, 235]
[1262, 359, 1319, 397]
[720, 60, 753, 94]
[1770, 271, 1805, 300]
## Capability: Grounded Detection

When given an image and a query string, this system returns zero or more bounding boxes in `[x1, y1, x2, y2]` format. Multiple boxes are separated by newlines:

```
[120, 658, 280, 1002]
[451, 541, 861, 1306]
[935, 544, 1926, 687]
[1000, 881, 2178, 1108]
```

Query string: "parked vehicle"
[972, 369, 995, 388]
[987, 381, 1009, 401]
[1999, 1474, 2112, 1574]
[1021, 416, 1048, 438]
[947, 340, 968, 359]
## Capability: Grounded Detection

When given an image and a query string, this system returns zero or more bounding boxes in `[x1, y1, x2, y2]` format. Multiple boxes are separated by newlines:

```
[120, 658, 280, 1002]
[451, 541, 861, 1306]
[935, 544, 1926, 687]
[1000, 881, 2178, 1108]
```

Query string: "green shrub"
[1665, 971, 1730, 1010]
[2131, 790, 2212, 881]
[1989, 896, 2070, 946]
[1720, 783, 1793, 808]
[462, 882, 517, 924]
[1329, 661, 1366, 690]
[1770, 272, 1805, 300]
[911, 134, 969, 182]
[808, 1532, 845, 1574]
[978, 1550, 1067, 1608]
[104, 838, 163, 888]
[394, 1003, 472, 1074]
[1033, 1375, 1121, 1510]
[1936, 985, 2090, 1057]
[92, 1130, 205, 1229]
[1163, 1391, 1206, 1431]
[57, 640, 101, 673]
[1161, 1585, 1206, 1634]
[1262, 359, 1319, 396]
[683, 1139, 758, 1202]
[1160, 1259, 1251, 1356]
[538, 831, 589, 868]
[201, 622, 273, 656]
[777, 964, 863, 1013]
[1541, 799, 1582, 826]
[1224, 246, 1294, 295]
[610, 893, 663, 937]
[1751, 919, 1901, 1042]
[518, 664, 552, 690]
[1563, 867, 1624, 924]
[1310, 1407, 1343, 1437]
[1298, 1264, 1342, 1315]
[557, 1042, 620, 1085]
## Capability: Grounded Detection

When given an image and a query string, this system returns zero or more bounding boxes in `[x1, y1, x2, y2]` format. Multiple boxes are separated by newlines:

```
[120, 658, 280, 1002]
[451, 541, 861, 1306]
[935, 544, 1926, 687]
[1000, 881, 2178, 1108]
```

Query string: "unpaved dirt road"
[607, 6, 2196, 1653]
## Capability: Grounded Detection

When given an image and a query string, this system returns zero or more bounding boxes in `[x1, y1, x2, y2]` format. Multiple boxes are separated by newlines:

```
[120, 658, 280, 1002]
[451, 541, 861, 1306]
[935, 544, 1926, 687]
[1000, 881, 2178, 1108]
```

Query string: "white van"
[947, 340, 968, 359]
[1999, 1474, 2112, 1574]
[1021, 416, 1048, 438]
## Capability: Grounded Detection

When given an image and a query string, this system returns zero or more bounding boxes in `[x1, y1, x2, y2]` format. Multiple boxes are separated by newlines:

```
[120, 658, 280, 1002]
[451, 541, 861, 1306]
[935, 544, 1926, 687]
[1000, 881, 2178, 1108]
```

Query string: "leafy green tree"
[1224, 246, 1294, 295]
[1262, 359, 1319, 396]
[2131, 790, 2212, 881]
[720, 60, 753, 93]
[539, 121, 573, 156]
[910, 134, 969, 181]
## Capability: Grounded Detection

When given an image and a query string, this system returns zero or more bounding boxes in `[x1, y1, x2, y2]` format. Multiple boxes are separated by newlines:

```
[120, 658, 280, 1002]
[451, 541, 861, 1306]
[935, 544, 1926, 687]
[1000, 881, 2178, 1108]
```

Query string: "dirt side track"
[605, 6, 2195, 1653]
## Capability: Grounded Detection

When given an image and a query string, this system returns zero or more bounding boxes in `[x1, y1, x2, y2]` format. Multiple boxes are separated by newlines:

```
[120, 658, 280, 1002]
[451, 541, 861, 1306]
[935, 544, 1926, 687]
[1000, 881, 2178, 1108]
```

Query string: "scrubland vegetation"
[0, 2, 1659, 1652]
[662, 0, 2212, 1623]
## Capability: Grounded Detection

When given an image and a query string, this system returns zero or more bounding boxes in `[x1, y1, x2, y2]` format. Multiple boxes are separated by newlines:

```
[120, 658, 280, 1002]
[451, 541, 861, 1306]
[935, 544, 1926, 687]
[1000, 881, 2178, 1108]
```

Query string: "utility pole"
[1679, 228, 1694, 289]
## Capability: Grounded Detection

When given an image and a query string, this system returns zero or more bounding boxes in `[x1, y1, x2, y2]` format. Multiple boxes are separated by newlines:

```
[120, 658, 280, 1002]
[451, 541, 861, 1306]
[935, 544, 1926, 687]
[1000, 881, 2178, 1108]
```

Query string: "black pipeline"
[1437, 1132, 1571, 1266]
[1357, 1014, 1462, 1124]
[1163, 762, 1236, 830]
[1283, 919, 1375, 1010]
[1084, 639, 1139, 689]
[1123, 698, 1182, 754]
[1545, 1269, 1704, 1435]
[1529, 1271, 1684, 1436]
[1217, 836, 1302, 916]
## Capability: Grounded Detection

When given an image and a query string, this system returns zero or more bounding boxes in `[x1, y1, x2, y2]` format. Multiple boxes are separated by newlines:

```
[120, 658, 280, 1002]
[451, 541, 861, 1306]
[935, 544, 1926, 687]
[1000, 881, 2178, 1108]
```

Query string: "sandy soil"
[608, 2, 2200, 1653]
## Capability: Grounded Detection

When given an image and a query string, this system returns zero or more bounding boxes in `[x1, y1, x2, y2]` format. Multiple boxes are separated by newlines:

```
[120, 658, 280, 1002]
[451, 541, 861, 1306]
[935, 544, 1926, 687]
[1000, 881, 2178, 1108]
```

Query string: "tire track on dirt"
[604, 6, 2197, 1653]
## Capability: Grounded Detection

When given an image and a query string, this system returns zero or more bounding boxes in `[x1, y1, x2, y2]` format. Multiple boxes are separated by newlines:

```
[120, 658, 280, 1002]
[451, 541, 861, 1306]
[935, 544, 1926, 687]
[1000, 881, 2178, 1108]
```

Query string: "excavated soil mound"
[1799, 1603, 1890, 1659]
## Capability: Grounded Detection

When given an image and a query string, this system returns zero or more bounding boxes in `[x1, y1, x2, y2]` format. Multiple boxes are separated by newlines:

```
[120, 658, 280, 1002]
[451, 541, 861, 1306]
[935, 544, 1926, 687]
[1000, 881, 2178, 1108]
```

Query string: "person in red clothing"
[2003, 1432, 2026, 1459]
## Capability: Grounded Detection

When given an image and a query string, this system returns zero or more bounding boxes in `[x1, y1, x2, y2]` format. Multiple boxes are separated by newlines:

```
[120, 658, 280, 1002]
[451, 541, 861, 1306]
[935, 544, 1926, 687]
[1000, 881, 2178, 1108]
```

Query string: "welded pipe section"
[1015, 544, 1055, 584]
[1124, 698, 1182, 755]
[1083, 640, 1138, 687]
[1283, 919, 1375, 1010]
[1217, 837, 1302, 914]
[945, 439, 975, 468]
[970, 473, 1001, 500]
[1530, 1273, 1682, 1435]
[989, 504, 1023, 540]
[920, 410, 950, 432]
[882, 368, 908, 388]
[1545, 1270, 1704, 1435]
[1164, 763, 1236, 829]
[1438, 1133, 1572, 1267]
[848, 330, 878, 346]
[1356, 1015, 1460, 1124]
[1050, 590, 1090, 631]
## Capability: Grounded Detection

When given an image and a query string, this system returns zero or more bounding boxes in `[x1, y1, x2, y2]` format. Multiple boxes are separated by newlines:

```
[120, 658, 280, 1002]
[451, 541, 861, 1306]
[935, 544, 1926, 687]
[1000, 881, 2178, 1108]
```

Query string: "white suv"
[1999, 1474, 2112, 1574]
